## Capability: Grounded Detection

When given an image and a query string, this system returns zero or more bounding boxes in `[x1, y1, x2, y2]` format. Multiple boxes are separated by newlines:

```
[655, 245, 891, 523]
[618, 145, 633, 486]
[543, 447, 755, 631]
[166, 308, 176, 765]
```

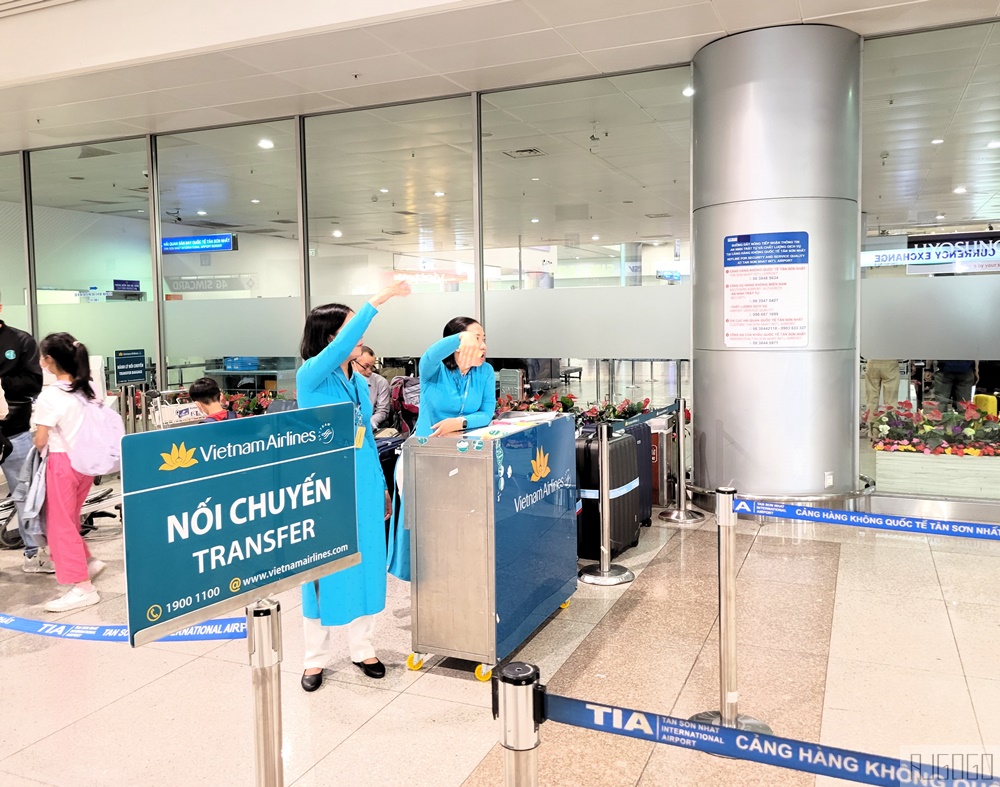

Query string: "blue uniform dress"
[387, 334, 496, 579]
[298, 302, 387, 626]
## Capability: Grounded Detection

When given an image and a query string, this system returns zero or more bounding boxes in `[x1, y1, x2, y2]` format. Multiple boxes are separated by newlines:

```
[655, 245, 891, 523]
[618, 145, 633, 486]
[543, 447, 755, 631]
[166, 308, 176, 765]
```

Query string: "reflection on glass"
[481, 69, 693, 290]
[304, 98, 475, 358]
[31, 138, 153, 388]
[0, 155, 27, 330]
[156, 121, 301, 394]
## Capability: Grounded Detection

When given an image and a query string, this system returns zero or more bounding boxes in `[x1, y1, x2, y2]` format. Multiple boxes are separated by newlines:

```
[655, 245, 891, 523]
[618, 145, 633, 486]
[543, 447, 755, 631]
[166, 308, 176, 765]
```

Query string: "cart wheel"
[475, 664, 493, 682]
[559, 600, 571, 609]
[406, 652, 425, 671]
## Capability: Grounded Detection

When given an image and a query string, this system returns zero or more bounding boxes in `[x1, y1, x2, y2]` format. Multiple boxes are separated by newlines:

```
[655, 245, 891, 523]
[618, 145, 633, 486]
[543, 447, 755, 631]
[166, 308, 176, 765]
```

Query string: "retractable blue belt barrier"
[0, 613, 246, 642]
[545, 693, 998, 786]
[735, 499, 1000, 543]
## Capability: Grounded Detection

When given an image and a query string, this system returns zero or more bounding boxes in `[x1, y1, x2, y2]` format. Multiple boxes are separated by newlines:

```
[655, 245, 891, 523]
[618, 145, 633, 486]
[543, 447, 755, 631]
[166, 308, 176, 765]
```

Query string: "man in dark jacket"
[0, 298, 47, 572]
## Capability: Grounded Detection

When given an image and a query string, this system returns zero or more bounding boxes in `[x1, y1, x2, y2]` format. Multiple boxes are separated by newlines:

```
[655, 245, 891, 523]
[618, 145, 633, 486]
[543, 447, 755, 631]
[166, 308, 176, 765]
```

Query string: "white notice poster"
[723, 232, 809, 348]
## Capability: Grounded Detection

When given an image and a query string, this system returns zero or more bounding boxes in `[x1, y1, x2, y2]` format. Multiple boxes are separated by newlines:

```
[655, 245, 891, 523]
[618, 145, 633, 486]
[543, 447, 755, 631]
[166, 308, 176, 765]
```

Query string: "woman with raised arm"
[386, 317, 495, 581]
[296, 281, 410, 691]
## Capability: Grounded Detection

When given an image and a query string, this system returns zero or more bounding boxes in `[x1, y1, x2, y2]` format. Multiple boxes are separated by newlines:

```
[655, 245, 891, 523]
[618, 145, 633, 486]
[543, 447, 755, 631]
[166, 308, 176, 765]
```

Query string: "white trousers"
[302, 614, 376, 668]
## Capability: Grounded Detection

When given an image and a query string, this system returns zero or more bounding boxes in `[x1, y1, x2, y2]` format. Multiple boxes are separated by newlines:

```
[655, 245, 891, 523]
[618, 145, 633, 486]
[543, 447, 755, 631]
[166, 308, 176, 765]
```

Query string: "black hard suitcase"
[623, 422, 653, 526]
[375, 436, 405, 544]
[576, 432, 641, 560]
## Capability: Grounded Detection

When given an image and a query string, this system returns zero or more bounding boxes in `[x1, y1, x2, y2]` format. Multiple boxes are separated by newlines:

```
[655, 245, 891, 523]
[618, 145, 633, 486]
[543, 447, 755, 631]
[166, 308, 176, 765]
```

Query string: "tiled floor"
[2, 496, 999, 786]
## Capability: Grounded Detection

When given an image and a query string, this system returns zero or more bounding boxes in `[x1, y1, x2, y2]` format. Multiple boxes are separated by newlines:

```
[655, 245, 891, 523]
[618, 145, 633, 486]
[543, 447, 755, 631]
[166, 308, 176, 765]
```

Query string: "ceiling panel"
[525, 0, 700, 27]
[445, 55, 600, 92]
[278, 54, 436, 93]
[815, 0, 1000, 36]
[409, 30, 577, 73]
[555, 4, 724, 52]
[581, 35, 713, 73]
[226, 29, 398, 73]
[366, 1, 550, 51]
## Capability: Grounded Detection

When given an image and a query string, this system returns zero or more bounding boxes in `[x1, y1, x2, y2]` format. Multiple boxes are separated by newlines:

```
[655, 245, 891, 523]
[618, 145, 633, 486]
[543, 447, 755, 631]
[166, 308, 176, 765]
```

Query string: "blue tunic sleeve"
[418, 334, 462, 384]
[298, 302, 378, 393]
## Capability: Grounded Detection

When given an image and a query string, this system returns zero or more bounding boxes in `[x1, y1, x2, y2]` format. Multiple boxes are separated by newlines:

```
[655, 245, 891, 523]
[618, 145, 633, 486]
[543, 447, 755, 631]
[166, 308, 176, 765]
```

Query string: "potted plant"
[870, 400, 1000, 498]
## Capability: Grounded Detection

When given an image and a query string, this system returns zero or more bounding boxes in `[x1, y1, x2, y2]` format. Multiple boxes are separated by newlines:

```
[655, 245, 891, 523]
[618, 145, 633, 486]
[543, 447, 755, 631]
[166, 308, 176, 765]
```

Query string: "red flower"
[900, 400, 913, 410]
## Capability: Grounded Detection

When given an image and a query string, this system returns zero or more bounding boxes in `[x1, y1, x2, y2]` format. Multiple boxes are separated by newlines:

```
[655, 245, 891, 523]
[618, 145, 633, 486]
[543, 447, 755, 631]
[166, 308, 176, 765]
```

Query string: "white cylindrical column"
[691, 25, 861, 497]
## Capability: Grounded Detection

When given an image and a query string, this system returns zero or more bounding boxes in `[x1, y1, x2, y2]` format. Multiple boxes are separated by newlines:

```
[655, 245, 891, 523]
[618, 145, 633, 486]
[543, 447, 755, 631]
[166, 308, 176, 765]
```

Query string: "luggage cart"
[403, 414, 578, 681]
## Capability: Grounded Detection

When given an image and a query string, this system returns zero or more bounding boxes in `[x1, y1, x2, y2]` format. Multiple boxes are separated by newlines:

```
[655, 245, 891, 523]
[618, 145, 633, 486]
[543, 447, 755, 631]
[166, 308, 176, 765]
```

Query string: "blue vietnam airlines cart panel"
[402, 414, 578, 681]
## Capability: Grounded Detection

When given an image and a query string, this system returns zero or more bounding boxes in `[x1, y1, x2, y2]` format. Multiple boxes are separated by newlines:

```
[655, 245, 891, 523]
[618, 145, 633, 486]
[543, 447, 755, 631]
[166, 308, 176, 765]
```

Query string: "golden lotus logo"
[530, 447, 550, 483]
[160, 443, 198, 471]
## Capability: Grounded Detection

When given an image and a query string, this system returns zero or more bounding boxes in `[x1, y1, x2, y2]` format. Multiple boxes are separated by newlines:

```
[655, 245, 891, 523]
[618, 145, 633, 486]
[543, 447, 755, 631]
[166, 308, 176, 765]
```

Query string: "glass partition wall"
[30, 138, 154, 393]
[304, 97, 476, 360]
[155, 120, 302, 396]
[0, 155, 28, 332]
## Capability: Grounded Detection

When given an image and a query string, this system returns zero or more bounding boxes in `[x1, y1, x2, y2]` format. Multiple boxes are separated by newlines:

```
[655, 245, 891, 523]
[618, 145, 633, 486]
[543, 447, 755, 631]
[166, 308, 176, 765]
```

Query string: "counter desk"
[402, 413, 578, 680]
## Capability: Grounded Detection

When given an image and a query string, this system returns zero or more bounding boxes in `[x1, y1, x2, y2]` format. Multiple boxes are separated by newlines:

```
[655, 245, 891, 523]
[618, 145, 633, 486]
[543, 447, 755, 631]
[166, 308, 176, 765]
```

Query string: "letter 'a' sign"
[121, 404, 359, 647]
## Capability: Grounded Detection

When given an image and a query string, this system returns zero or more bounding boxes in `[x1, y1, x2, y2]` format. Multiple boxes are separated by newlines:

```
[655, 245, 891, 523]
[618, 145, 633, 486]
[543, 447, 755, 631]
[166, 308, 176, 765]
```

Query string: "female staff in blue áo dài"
[295, 281, 410, 692]
[386, 317, 494, 581]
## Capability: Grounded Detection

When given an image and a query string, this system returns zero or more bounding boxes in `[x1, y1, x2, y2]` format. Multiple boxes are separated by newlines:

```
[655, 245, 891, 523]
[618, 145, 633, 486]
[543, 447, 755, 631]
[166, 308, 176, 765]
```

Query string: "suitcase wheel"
[641, 518, 652, 527]
[559, 599, 571, 610]
[475, 664, 493, 682]
[406, 652, 426, 671]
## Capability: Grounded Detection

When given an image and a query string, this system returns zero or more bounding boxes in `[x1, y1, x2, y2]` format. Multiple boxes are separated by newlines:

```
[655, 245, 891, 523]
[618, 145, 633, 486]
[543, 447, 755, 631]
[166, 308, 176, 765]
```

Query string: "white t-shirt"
[33, 382, 85, 454]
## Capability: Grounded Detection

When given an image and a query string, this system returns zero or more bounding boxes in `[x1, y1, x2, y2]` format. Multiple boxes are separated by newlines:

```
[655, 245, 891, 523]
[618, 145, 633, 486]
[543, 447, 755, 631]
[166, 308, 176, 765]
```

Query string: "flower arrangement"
[495, 393, 655, 425]
[871, 400, 1000, 456]
[579, 397, 651, 425]
[497, 392, 577, 416]
[223, 389, 280, 418]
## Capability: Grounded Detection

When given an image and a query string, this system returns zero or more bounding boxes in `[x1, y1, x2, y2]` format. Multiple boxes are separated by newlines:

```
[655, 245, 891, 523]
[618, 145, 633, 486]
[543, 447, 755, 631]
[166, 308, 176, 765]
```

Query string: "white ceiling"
[0, 0, 998, 252]
[0, 0, 997, 153]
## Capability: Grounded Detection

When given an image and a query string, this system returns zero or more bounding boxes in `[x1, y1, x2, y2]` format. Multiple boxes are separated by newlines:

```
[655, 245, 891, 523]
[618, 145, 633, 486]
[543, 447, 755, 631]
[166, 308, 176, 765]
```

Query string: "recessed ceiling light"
[197, 210, 207, 216]
[653, 241, 660, 246]
[531, 218, 540, 223]
[575, 256, 580, 259]
[954, 186, 967, 194]
[258, 138, 274, 150]
[332, 230, 343, 238]
[682, 86, 695, 97]
[531, 177, 539, 181]
[434, 191, 445, 197]
[251, 199, 260, 204]
[591, 235, 600, 241]
[379, 188, 389, 193]
[137, 209, 144, 213]
[988, 141, 1000, 149]
[936, 214, 945, 220]
[931, 139, 944, 145]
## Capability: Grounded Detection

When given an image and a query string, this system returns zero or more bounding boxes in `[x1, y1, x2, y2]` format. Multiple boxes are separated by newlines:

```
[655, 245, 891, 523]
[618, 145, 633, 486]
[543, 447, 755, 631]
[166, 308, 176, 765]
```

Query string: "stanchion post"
[658, 397, 704, 523]
[656, 425, 671, 507]
[496, 662, 541, 787]
[580, 422, 635, 586]
[247, 599, 284, 787]
[690, 489, 771, 734]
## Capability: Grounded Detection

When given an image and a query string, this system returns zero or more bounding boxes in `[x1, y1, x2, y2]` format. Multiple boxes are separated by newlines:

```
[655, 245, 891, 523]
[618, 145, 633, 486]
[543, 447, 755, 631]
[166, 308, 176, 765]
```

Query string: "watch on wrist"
[460, 417, 468, 430]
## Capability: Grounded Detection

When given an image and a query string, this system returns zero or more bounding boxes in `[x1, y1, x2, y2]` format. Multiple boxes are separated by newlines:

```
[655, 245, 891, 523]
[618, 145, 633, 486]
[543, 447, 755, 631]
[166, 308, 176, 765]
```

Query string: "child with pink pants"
[34, 332, 104, 613]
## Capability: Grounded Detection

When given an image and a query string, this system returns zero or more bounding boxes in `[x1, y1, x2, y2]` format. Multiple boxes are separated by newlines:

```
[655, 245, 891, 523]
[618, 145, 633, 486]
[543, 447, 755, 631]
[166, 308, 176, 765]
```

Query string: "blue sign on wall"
[161, 233, 236, 254]
[113, 279, 141, 292]
[121, 404, 358, 646]
[723, 232, 809, 268]
[114, 349, 147, 386]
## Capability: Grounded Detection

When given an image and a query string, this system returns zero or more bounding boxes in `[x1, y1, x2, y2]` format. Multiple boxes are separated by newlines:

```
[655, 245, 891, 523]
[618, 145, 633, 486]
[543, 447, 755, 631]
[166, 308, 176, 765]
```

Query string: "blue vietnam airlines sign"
[121, 404, 358, 647]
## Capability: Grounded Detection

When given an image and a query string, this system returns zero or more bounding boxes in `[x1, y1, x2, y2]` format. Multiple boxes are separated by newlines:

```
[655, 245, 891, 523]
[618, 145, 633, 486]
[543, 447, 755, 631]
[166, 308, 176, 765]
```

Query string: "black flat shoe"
[353, 659, 386, 679]
[301, 671, 324, 692]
